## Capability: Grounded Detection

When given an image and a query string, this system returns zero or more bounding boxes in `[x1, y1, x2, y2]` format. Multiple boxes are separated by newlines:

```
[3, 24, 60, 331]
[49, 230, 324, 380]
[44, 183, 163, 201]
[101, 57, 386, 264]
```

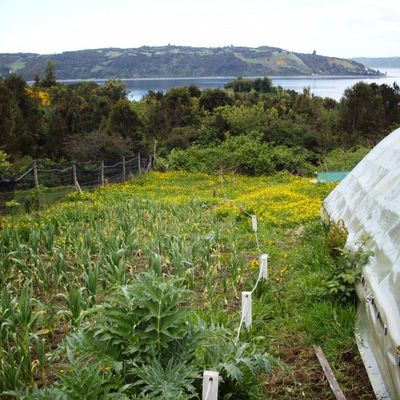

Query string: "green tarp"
[317, 171, 349, 183]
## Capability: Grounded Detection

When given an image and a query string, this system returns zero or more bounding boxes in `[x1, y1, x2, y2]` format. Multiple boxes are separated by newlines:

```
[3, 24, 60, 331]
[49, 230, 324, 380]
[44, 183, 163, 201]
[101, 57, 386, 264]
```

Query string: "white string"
[104, 160, 123, 168]
[15, 167, 33, 181]
[37, 167, 72, 173]
[236, 263, 266, 342]
[251, 270, 263, 295]
[234, 205, 265, 255]
[254, 229, 262, 255]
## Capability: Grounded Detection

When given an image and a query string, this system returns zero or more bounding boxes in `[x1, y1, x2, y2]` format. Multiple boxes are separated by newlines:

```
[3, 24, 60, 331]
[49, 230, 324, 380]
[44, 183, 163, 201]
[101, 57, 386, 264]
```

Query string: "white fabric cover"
[323, 127, 400, 399]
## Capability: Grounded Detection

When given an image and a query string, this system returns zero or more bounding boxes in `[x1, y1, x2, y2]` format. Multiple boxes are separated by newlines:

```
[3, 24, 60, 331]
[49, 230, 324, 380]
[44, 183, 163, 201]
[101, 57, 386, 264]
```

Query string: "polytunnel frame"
[322, 127, 400, 400]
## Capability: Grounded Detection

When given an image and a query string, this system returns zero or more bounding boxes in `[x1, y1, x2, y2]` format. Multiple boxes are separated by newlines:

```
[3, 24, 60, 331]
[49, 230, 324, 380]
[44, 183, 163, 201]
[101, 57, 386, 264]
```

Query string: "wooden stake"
[122, 155, 126, 182]
[153, 140, 157, 163]
[314, 345, 346, 400]
[100, 161, 105, 187]
[146, 155, 152, 172]
[138, 152, 141, 176]
[72, 163, 83, 194]
[33, 160, 39, 188]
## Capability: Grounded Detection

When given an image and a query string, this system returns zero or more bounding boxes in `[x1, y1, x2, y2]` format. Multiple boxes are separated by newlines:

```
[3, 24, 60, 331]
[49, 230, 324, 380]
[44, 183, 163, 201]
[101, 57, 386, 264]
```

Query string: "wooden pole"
[314, 345, 346, 400]
[122, 155, 126, 182]
[72, 163, 83, 194]
[33, 160, 39, 188]
[138, 152, 141, 176]
[146, 155, 152, 172]
[153, 140, 157, 164]
[100, 160, 105, 187]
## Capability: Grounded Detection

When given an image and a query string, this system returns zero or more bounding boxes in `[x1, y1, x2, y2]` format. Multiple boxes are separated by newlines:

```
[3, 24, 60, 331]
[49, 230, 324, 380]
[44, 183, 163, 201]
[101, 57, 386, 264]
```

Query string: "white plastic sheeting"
[323, 127, 400, 399]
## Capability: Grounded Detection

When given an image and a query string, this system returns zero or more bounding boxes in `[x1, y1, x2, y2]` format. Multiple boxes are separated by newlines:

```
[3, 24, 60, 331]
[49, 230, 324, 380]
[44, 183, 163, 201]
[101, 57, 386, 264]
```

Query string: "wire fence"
[0, 153, 153, 212]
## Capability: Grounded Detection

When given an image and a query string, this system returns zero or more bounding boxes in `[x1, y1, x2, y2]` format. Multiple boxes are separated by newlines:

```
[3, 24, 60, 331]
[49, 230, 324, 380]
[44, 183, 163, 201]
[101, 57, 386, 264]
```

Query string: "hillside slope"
[352, 57, 400, 69]
[0, 45, 379, 80]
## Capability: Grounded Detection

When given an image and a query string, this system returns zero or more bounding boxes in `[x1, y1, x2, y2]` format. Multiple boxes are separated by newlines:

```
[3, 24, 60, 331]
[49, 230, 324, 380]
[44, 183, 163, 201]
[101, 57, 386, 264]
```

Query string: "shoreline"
[51, 73, 388, 83]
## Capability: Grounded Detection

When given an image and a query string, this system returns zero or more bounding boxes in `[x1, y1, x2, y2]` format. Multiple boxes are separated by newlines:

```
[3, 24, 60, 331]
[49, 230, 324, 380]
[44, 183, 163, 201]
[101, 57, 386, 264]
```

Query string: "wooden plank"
[314, 345, 346, 400]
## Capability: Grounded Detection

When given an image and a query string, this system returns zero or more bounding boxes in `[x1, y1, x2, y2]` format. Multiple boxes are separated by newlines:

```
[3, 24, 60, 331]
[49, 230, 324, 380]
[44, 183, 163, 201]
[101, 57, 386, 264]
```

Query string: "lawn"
[0, 171, 373, 399]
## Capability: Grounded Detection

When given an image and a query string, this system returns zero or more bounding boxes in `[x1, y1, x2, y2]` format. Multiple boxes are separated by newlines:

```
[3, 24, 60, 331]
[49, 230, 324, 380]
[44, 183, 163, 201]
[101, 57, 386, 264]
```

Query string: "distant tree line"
[1, 62, 399, 174]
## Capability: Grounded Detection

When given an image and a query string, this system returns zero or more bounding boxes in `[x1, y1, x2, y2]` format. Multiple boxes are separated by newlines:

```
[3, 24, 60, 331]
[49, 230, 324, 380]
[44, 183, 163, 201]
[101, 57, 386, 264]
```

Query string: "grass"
[0, 171, 373, 398]
[8, 60, 26, 72]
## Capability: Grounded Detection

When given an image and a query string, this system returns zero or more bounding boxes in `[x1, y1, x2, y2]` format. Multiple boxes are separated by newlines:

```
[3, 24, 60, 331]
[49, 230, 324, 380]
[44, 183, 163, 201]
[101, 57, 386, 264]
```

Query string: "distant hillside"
[352, 57, 400, 69]
[0, 45, 380, 80]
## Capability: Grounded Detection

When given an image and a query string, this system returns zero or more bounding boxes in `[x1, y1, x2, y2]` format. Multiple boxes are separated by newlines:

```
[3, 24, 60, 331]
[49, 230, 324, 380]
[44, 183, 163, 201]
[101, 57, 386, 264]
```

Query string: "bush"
[321, 146, 370, 171]
[167, 135, 315, 175]
[64, 131, 132, 162]
[27, 270, 273, 399]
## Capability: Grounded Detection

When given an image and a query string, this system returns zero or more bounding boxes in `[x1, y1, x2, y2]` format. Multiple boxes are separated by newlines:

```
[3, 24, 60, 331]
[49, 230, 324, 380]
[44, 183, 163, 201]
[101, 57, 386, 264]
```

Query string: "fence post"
[202, 371, 219, 400]
[33, 160, 39, 188]
[153, 140, 157, 164]
[138, 152, 142, 176]
[251, 215, 257, 232]
[241, 291, 252, 329]
[259, 254, 268, 280]
[72, 163, 83, 194]
[122, 155, 126, 182]
[100, 161, 105, 187]
[146, 155, 152, 172]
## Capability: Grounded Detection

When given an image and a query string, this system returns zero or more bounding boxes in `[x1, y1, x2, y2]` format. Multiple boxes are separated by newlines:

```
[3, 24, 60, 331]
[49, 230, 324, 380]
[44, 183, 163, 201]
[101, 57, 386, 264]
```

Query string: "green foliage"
[64, 130, 132, 162]
[0, 150, 11, 171]
[41, 60, 57, 88]
[0, 173, 374, 398]
[134, 358, 198, 399]
[50, 270, 273, 398]
[167, 135, 314, 175]
[96, 79, 127, 104]
[326, 220, 348, 258]
[1, 46, 376, 81]
[225, 76, 273, 93]
[340, 82, 387, 141]
[199, 88, 233, 112]
[322, 146, 370, 171]
[324, 247, 372, 303]
[1, 70, 398, 172]
[108, 99, 142, 142]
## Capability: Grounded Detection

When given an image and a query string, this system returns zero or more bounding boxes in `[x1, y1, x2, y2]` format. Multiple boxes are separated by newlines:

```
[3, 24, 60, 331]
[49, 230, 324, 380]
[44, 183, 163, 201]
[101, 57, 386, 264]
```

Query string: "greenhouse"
[324, 127, 400, 399]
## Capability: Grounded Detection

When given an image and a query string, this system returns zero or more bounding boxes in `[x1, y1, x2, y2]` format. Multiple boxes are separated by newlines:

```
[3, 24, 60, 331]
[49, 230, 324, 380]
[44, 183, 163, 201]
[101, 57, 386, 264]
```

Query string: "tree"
[64, 130, 132, 161]
[41, 60, 57, 88]
[97, 79, 127, 104]
[340, 82, 386, 142]
[187, 84, 201, 98]
[164, 87, 198, 128]
[253, 77, 273, 93]
[199, 88, 233, 112]
[108, 99, 142, 149]
[225, 77, 253, 93]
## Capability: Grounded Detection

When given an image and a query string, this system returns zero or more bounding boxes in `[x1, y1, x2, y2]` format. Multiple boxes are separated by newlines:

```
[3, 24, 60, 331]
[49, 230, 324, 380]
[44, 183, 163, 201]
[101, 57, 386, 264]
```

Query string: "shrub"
[40, 270, 274, 398]
[64, 131, 132, 162]
[322, 146, 370, 171]
[167, 135, 315, 175]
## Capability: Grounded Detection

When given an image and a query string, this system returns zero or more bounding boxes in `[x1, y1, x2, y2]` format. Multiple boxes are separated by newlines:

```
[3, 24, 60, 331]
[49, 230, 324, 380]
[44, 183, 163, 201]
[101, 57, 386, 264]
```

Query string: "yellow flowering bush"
[25, 87, 50, 106]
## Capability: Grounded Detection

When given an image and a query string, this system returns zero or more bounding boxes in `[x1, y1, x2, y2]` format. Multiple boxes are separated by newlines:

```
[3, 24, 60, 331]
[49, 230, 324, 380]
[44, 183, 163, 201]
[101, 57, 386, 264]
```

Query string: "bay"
[58, 69, 400, 101]
[124, 68, 400, 101]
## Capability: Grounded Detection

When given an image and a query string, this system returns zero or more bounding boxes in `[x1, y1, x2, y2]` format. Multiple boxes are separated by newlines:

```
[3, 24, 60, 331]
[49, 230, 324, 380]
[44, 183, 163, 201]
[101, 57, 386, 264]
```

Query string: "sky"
[1, 0, 399, 58]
